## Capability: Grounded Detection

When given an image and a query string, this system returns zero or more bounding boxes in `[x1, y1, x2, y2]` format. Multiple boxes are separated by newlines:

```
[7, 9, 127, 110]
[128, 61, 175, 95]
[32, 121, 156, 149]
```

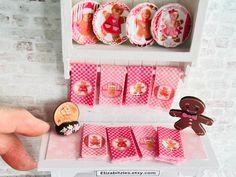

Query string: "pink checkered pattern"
[156, 127, 185, 164]
[99, 65, 126, 105]
[46, 129, 80, 160]
[81, 124, 107, 159]
[149, 66, 182, 110]
[124, 66, 153, 105]
[106, 126, 140, 161]
[70, 63, 97, 106]
[131, 125, 157, 159]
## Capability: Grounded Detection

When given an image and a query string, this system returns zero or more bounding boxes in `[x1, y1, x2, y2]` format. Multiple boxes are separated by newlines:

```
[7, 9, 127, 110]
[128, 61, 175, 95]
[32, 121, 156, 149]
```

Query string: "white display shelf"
[60, 0, 209, 79]
[38, 123, 218, 177]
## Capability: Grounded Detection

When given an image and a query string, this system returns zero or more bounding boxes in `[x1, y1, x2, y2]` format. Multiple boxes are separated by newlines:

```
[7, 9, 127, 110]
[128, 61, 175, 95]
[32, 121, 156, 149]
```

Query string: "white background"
[0, 0, 236, 176]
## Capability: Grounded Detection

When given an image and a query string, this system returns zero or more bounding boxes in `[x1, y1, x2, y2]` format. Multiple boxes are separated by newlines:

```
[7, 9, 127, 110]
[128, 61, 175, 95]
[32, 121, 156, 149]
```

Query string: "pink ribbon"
[182, 113, 197, 120]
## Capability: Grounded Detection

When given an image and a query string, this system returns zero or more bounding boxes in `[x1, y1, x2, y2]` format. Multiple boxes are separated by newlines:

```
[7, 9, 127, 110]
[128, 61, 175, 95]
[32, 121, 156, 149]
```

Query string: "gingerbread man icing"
[101, 3, 127, 43]
[135, 8, 152, 40]
[169, 96, 214, 136]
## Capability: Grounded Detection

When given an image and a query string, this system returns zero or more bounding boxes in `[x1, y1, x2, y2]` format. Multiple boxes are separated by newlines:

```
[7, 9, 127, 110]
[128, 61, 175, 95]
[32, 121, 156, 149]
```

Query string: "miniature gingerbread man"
[101, 3, 126, 43]
[108, 84, 116, 97]
[161, 9, 183, 42]
[134, 83, 144, 95]
[135, 8, 152, 40]
[169, 96, 214, 136]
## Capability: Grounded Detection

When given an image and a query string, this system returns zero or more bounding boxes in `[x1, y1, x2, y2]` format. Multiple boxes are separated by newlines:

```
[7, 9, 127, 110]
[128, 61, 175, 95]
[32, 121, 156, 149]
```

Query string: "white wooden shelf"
[38, 122, 219, 177]
[60, 0, 209, 79]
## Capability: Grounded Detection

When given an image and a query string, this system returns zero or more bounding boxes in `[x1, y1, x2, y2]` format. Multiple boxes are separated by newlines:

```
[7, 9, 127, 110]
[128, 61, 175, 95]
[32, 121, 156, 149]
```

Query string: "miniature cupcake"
[54, 102, 80, 136]
[72, 1, 99, 45]
[126, 3, 158, 47]
[151, 3, 192, 48]
[93, 1, 130, 45]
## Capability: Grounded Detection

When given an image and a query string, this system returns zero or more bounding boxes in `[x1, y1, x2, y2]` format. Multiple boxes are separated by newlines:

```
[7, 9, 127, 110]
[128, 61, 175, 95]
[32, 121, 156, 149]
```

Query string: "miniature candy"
[93, 1, 130, 45]
[151, 3, 192, 48]
[72, 1, 99, 44]
[126, 3, 158, 47]
[54, 102, 80, 136]
[169, 96, 214, 136]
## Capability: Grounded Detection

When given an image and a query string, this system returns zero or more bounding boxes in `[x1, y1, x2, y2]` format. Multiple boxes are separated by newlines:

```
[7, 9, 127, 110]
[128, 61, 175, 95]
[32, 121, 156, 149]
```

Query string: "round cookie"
[54, 102, 80, 136]
[126, 3, 158, 47]
[72, 1, 99, 45]
[93, 1, 130, 45]
[151, 3, 192, 48]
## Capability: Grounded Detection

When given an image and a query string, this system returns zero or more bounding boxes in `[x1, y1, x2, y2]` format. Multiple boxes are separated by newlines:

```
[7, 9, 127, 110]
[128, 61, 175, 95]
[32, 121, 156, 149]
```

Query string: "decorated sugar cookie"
[54, 102, 80, 136]
[72, 1, 99, 45]
[151, 3, 192, 48]
[127, 3, 158, 47]
[93, 1, 130, 45]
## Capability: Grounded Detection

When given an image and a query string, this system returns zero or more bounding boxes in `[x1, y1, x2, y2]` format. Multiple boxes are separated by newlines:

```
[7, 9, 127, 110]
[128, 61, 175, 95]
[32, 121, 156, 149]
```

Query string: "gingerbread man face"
[83, 13, 93, 22]
[141, 9, 151, 20]
[112, 4, 124, 17]
[169, 96, 214, 136]
[179, 97, 205, 115]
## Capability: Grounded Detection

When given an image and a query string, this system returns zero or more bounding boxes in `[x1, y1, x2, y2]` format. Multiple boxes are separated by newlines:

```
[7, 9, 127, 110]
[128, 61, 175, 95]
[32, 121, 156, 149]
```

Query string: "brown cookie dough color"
[169, 96, 214, 136]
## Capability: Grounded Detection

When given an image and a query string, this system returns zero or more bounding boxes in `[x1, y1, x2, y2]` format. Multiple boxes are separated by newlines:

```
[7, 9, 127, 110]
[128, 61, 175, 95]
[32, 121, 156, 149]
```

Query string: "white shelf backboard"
[60, 0, 209, 79]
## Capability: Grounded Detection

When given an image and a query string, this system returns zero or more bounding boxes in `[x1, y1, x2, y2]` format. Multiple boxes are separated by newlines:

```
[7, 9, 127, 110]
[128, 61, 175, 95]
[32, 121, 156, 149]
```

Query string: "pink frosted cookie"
[126, 3, 158, 47]
[72, 1, 99, 45]
[151, 3, 192, 48]
[93, 1, 130, 45]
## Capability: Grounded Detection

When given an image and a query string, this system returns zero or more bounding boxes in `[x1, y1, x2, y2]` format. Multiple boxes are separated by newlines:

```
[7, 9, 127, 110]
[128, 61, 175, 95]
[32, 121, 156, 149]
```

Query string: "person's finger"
[0, 133, 37, 171]
[0, 107, 50, 136]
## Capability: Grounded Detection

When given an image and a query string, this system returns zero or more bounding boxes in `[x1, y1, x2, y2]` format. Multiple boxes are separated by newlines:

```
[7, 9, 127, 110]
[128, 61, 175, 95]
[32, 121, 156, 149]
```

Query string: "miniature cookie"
[54, 102, 80, 136]
[72, 1, 99, 45]
[126, 3, 158, 47]
[93, 1, 130, 45]
[151, 3, 192, 48]
[169, 96, 214, 136]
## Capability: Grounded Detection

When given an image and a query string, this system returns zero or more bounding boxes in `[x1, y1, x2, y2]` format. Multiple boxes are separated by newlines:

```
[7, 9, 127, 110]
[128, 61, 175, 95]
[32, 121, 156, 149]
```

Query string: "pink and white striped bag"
[70, 63, 97, 106]
[106, 126, 140, 162]
[81, 124, 107, 159]
[149, 66, 182, 110]
[99, 65, 126, 105]
[124, 66, 153, 106]
[156, 127, 185, 164]
[131, 125, 157, 159]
